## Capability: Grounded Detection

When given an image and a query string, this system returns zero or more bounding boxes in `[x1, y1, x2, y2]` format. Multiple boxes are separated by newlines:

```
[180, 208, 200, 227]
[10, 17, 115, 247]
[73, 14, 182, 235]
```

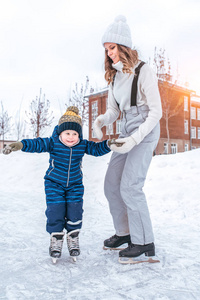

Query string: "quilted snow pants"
[44, 179, 84, 234]
[104, 105, 160, 245]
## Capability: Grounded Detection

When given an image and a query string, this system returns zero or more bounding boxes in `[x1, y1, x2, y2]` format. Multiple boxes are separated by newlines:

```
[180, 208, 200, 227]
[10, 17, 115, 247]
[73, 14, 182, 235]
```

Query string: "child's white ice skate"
[67, 229, 80, 262]
[49, 232, 65, 264]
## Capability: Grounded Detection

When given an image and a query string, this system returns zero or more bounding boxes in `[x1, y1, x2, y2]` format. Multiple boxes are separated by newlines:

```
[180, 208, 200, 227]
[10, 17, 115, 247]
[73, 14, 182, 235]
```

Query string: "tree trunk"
[166, 117, 170, 144]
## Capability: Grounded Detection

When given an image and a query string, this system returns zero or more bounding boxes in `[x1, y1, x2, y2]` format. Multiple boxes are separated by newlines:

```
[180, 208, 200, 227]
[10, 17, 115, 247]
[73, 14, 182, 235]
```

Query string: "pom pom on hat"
[102, 15, 132, 48]
[114, 15, 127, 22]
[58, 106, 82, 137]
[63, 106, 79, 115]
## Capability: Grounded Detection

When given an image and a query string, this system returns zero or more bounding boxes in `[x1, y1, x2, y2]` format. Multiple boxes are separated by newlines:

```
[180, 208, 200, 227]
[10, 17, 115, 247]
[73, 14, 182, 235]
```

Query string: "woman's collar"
[112, 60, 141, 73]
[112, 61, 123, 72]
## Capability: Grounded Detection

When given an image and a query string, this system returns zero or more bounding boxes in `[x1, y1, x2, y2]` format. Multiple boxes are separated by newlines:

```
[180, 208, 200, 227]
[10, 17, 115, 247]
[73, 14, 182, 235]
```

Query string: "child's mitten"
[110, 136, 136, 154]
[3, 142, 23, 155]
[108, 138, 124, 148]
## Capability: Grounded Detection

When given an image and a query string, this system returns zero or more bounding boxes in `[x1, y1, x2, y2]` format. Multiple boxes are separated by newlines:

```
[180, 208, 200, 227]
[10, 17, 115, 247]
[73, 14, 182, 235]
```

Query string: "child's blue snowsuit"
[21, 125, 110, 234]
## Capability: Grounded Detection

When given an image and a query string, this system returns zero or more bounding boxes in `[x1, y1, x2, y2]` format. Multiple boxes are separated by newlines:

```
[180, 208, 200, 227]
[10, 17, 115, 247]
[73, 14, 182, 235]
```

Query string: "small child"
[3, 106, 111, 263]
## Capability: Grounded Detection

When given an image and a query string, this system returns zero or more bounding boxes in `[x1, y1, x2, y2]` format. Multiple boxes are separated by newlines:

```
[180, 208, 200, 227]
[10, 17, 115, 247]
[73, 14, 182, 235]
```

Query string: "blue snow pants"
[44, 179, 84, 234]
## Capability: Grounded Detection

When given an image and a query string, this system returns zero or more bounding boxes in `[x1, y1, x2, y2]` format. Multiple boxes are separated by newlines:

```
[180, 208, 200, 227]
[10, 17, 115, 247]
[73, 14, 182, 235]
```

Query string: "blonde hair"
[104, 45, 139, 84]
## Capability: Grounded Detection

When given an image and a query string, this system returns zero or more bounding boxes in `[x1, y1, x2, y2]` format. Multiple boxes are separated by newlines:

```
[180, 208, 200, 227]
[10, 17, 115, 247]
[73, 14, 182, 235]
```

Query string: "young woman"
[93, 15, 162, 260]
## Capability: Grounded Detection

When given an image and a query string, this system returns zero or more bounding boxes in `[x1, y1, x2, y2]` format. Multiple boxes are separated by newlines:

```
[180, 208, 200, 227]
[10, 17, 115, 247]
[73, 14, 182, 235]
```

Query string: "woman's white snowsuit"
[103, 61, 162, 245]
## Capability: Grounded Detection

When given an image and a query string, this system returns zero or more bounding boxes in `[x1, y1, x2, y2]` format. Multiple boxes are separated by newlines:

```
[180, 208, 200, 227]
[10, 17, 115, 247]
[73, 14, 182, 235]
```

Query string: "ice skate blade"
[103, 246, 125, 251]
[118, 257, 160, 265]
[71, 256, 77, 262]
[52, 257, 57, 264]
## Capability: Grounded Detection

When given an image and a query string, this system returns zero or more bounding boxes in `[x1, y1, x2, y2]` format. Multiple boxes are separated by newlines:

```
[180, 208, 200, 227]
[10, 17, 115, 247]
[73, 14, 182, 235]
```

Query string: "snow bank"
[0, 149, 200, 299]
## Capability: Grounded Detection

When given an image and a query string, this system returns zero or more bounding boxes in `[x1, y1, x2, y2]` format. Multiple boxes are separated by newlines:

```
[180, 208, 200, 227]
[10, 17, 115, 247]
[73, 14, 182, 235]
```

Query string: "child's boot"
[67, 229, 80, 261]
[49, 232, 65, 263]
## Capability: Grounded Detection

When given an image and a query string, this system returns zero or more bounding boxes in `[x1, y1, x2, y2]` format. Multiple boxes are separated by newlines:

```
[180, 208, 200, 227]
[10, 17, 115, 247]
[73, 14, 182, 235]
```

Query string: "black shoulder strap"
[112, 74, 116, 87]
[130, 61, 145, 107]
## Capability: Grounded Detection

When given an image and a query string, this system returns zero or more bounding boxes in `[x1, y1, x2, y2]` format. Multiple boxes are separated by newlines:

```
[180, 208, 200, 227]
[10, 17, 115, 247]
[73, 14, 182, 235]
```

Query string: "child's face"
[60, 130, 79, 147]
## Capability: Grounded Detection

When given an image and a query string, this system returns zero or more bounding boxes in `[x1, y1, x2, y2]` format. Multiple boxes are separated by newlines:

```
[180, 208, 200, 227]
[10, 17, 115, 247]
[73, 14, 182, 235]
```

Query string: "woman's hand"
[93, 115, 105, 140]
[110, 136, 136, 153]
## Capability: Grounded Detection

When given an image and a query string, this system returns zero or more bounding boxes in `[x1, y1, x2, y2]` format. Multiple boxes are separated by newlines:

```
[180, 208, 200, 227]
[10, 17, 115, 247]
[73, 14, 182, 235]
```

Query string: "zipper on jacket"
[66, 148, 72, 187]
[48, 159, 54, 175]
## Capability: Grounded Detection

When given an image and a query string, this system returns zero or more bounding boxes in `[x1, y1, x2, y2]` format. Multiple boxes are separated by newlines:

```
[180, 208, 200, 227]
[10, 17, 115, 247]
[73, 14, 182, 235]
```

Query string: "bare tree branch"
[26, 88, 54, 137]
[68, 76, 90, 125]
[154, 47, 182, 144]
[15, 102, 26, 140]
[0, 101, 12, 144]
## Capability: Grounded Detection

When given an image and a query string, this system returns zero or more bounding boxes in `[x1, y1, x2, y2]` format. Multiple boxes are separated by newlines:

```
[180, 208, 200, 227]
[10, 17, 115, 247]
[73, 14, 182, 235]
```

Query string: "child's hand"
[109, 136, 136, 154]
[3, 142, 23, 155]
[108, 138, 124, 148]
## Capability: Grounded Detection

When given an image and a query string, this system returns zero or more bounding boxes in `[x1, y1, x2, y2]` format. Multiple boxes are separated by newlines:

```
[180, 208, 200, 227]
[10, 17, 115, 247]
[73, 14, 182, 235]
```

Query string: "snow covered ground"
[0, 148, 200, 300]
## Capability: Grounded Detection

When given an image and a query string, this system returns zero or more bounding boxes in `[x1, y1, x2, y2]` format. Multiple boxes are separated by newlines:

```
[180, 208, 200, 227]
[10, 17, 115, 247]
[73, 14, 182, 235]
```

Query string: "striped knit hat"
[58, 106, 82, 137]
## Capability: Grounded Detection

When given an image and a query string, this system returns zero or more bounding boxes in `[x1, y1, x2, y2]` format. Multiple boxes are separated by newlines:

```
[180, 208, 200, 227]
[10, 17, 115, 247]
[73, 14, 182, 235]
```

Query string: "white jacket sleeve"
[131, 64, 162, 144]
[102, 84, 120, 125]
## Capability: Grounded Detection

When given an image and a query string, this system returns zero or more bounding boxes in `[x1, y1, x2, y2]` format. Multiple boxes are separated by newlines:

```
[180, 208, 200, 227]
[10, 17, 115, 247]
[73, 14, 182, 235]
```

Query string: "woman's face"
[104, 43, 120, 64]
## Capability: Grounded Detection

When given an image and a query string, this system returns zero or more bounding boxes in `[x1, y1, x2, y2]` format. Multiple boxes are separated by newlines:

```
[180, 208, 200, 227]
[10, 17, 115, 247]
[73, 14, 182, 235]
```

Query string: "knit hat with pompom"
[101, 15, 132, 48]
[58, 106, 82, 137]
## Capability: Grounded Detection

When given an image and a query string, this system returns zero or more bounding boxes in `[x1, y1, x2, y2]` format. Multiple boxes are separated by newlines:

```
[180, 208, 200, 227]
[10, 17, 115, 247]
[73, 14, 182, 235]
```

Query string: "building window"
[184, 120, 188, 134]
[191, 107, 196, 119]
[164, 143, 168, 154]
[91, 101, 98, 121]
[185, 144, 189, 151]
[116, 120, 121, 134]
[106, 124, 113, 136]
[184, 96, 188, 111]
[197, 108, 200, 120]
[191, 127, 196, 139]
[171, 143, 177, 154]
[198, 128, 200, 139]
[91, 101, 98, 138]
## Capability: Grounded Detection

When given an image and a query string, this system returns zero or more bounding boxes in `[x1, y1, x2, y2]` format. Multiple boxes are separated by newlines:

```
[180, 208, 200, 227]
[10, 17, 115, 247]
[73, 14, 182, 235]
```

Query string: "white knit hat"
[102, 15, 132, 48]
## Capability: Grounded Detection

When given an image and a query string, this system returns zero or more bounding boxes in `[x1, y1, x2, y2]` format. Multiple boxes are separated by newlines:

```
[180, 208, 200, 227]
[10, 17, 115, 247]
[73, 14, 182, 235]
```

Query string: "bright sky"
[0, 0, 200, 128]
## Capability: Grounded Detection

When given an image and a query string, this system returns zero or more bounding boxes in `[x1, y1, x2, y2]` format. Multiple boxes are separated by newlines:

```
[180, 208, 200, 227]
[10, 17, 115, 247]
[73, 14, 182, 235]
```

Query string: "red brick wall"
[88, 85, 200, 153]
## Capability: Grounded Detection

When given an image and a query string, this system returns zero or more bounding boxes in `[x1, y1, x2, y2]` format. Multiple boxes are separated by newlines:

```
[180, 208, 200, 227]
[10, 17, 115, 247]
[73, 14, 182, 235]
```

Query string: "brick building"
[87, 82, 200, 155]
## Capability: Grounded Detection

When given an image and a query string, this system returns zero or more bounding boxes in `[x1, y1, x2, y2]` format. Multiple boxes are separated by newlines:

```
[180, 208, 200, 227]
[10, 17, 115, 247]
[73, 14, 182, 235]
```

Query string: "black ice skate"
[103, 234, 131, 250]
[67, 229, 80, 262]
[118, 242, 160, 264]
[49, 232, 65, 264]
